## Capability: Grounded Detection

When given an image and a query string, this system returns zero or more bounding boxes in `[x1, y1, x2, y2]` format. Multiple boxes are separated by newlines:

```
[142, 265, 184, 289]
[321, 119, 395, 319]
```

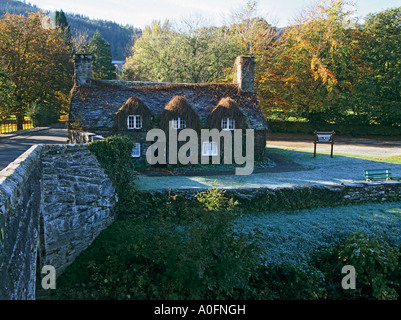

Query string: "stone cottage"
[68, 54, 268, 165]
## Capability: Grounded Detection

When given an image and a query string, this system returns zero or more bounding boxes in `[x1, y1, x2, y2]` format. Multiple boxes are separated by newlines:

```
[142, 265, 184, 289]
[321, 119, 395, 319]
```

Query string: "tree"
[228, 0, 280, 103]
[0, 71, 16, 118]
[123, 19, 241, 83]
[228, 0, 278, 56]
[55, 10, 74, 54]
[359, 7, 401, 126]
[0, 12, 73, 128]
[258, 0, 364, 125]
[88, 30, 116, 80]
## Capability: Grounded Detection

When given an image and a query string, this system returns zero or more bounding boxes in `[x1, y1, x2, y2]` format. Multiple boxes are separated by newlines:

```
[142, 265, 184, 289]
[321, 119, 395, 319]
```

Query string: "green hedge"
[88, 135, 136, 215]
[267, 120, 401, 137]
[134, 185, 349, 216]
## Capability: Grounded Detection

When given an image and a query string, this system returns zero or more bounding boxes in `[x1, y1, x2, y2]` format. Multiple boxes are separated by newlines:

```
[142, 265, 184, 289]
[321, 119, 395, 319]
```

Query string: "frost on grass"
[237, 201, 401, 267]
[136, 147, 401, 191]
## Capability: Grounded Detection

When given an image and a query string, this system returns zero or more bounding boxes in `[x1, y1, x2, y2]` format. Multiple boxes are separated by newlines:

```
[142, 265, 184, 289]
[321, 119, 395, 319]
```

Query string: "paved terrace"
[136, 133, 401, 191]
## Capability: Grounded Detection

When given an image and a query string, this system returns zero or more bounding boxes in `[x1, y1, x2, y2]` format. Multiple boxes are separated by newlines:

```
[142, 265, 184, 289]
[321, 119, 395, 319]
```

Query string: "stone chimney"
[234, 56, 255, 93]
[73, 54, 92, 86]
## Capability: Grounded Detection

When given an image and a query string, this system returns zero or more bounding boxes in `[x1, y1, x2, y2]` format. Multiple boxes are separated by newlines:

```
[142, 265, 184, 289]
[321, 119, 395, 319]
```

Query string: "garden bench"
[363, 169, 392, 181]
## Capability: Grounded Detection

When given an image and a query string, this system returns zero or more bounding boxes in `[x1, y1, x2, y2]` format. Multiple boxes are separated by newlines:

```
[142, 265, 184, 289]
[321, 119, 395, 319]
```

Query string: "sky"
[27, 0, 401, 28]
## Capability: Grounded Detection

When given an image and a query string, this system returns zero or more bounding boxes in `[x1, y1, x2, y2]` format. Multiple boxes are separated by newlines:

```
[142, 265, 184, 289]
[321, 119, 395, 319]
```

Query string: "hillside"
[0, 0, 141, 60]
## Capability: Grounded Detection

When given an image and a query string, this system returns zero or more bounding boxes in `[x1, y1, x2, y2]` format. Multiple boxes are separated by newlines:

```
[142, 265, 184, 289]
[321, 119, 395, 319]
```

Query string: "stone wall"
[0, 144, 116, 300]
[40, 145, 116, 273]
[0, 145, 43, 300]
[135, 181, 401, 215]
[67, 130, 105, 144]
[234, 56, 255, 93]
[74, 54, 92, 86]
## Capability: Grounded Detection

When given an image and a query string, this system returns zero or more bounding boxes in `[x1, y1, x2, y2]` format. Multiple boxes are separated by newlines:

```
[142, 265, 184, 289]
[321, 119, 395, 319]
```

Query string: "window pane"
[132, 143, 141, 157]
[172, 117, 186, 129]
[211, 142, 218, 155]
[222, 117, 234, 130]
[221, 118, 227, 129]
[229, 118, 235, 129]
[135, 115, 142, 129]
[202, 142, 218, 156]
[127, 115, 135, 129]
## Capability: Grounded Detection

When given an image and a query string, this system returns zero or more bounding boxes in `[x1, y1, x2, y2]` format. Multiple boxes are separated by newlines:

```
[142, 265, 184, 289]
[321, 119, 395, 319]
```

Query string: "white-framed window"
[221, 118, 235, 130]
[202, 141, 218, 156]
[131, 143, 141, 157]
[171, 117, 186, 129]
[127, 115, 142, 129]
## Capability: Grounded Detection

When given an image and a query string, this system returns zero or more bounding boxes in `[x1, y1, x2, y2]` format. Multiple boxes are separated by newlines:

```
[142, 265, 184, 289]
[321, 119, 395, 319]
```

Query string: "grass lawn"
[338, 154, 401, 164]
[50, 200, 401, 300]
[278, 146, 401, 164]
[136, 147, 401, 190]
[238, 201, 401, 267]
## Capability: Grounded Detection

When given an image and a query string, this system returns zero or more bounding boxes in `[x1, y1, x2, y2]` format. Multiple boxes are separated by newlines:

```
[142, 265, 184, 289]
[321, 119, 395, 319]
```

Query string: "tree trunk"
[16, 113, 24, 131]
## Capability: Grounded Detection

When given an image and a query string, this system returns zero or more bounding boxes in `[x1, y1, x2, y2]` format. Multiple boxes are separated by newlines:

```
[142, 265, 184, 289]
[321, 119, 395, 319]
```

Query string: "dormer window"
[221, 118, 235, 130]
[172, 117, 186, 129]
[127, 115, 142, 129]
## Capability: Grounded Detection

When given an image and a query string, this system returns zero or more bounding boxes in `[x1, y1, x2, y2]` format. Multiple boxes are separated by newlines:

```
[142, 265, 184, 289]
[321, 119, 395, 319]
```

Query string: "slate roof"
[69, 79, 268, 131]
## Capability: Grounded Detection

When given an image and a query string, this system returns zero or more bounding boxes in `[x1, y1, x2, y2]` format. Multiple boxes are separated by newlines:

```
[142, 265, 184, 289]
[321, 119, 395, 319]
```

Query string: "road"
[267, 132, 401, 157]
[0, 123, 68, 171]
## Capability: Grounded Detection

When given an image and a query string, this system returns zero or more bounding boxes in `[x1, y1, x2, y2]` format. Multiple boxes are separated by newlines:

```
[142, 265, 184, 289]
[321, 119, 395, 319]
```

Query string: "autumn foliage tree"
[0, 71, 16, 118]
[0, 12, 73, 128]
[258, 0, 367, 125]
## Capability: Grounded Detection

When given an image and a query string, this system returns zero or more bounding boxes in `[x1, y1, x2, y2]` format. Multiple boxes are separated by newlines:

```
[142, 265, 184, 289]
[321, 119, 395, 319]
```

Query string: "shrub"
[338, 231, 400, 300]
[257, 263, 327, 300]
[51, 186, 263, 300]
[312, 231, 401, 300]
[88, 135, 136, 215]
[26, 103, 58, 126]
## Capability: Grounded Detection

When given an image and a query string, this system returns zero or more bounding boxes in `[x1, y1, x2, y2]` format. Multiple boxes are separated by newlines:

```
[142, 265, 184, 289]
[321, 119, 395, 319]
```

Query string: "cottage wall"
[69, 54, 268, 166]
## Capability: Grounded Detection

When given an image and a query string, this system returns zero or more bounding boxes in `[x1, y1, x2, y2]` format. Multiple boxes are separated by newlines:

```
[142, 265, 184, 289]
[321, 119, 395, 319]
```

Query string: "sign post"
[313, 131, 335, 158]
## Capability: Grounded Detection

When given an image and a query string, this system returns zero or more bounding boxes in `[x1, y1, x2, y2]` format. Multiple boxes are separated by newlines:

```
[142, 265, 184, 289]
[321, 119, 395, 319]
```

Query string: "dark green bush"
[88, 135, 136, 215]
[252, 231, 401, 300]
[311, 231, 401, 300]
[256, 263, 327, 300]
[26, 103, 59, 126]
[267, 120, 401, 137]
[135, 186, 348, 217]
[51, 186, 263, 300]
